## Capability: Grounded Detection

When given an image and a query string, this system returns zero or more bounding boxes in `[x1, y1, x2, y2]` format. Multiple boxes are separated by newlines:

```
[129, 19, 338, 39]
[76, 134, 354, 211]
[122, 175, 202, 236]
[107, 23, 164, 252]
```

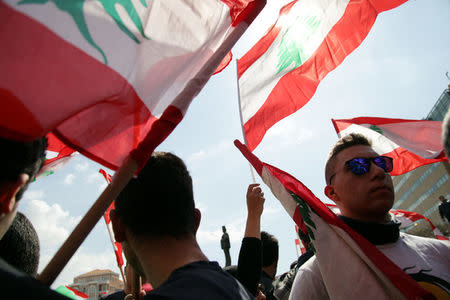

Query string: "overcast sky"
[17, 0, 450, 288]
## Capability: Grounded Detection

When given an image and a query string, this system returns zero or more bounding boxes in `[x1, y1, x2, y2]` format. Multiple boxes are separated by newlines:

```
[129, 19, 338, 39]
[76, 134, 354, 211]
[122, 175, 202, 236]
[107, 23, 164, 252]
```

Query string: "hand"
[246, 183, 265, 218]
[124, 290, 146, 300]
[255, 290, 266, 300]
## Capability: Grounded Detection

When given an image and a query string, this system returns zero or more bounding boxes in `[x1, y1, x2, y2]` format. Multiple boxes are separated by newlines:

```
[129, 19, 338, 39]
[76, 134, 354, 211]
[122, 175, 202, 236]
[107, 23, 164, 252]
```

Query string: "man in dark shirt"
[110, 152, 253, 299]
[438, 195, 450, 222]
[221, 225, 231, 267]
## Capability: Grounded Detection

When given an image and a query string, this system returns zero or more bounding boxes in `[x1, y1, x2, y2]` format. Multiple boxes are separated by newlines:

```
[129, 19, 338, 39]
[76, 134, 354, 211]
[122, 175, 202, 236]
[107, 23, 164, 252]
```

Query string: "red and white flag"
[332, 117, 448, 175]
[237, 0, 408, 151]
[234, 140, 433, 299]
[0, 0, 265, 169]
[390, 209, 448, 241]
[99, 169, 124, 268]
[36, 133, 77, 179]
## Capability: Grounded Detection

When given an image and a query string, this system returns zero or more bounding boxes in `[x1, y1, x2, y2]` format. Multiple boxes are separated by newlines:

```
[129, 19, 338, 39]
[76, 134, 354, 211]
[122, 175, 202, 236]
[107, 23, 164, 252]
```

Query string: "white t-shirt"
[289, 233, 450, 300]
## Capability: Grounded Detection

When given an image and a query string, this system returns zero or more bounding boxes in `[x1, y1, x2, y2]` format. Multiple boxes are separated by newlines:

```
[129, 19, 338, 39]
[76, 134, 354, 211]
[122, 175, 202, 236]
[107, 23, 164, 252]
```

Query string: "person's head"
[261, 231, 278, 277]
[0, 136, 47, 238]
[111, 152, 199, 274]
[0, 212, 40, 276]
[324, 134, 394, 223]
[439, 195, 446, 203]
[222, 225, 226, 233]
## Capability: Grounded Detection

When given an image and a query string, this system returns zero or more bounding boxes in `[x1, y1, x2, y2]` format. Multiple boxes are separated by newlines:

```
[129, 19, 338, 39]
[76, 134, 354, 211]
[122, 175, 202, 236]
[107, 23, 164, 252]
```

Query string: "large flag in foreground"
[0, 0, 264, 169]
[234, 140, 433, 299]
[332, 117, 448, 175]
[237, 0, 408, 151]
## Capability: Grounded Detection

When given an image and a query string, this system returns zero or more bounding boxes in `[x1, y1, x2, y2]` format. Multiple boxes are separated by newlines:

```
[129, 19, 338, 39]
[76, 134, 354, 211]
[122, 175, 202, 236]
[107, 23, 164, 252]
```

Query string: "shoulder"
[399, 233, 450, 253]
[289, 257, 328, 300]
[145, 261, 253, 300]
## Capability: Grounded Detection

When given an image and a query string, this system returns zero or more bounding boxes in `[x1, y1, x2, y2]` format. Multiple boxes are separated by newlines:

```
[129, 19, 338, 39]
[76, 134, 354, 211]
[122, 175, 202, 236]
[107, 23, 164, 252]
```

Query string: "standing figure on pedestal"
[221, 225, 231, 267]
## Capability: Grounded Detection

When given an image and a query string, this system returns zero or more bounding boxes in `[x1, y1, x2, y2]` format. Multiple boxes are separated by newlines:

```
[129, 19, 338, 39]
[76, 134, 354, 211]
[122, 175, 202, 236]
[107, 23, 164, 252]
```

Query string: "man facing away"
[110, 151, 253, 299]
[0, 136, 71, 299]
[221, 225, 231, 267]
[438, 195, 450, 223]
[289, 133, 450, 299]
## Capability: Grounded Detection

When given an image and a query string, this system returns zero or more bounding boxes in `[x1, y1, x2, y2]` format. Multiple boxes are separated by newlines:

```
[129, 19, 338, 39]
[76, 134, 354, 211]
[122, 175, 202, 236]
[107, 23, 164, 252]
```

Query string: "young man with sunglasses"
[289, 133, 450, 299]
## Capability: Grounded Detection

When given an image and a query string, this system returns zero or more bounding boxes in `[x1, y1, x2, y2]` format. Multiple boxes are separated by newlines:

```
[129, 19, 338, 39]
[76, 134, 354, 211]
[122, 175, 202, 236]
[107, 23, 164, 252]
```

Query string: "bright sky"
[17, 0, 449, 288]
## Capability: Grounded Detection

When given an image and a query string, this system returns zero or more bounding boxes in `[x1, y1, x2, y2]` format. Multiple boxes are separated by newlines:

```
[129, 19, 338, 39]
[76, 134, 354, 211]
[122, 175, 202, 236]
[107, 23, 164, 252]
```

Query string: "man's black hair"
[0, 212, 40, 276]
[325, 133, 371, 185]
[261, 231, 279, 267]
[0, 136, 48, 201]
[115, 152, 196, 238]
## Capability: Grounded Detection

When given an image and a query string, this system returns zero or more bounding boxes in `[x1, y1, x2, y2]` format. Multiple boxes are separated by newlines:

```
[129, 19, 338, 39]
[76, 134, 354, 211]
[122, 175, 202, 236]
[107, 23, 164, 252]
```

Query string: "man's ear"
[324, 185, 339, 203]
[194, 208, 201, 233]
[110, 209, 126, 242]
[0, 174, 29, 215]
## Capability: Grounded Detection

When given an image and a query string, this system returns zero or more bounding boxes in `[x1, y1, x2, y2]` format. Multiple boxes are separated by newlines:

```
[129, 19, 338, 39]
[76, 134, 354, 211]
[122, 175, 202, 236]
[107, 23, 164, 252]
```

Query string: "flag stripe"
[239, 0, 407, 151]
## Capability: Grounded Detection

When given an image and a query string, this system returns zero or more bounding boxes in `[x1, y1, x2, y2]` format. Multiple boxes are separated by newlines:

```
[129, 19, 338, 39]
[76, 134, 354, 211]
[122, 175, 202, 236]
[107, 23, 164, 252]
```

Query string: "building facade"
[392, 88, 450, 237]
[70, 269, 123, 300]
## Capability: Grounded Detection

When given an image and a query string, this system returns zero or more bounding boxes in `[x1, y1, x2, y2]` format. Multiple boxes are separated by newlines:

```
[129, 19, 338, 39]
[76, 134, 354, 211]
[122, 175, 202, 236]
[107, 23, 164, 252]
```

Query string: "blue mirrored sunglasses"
[329, 156, 393, 184]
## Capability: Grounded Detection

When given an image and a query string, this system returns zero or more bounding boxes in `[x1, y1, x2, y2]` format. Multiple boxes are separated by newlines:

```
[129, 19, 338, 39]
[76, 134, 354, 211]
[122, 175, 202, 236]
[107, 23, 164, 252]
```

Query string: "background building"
[392, 87, 450, 237]
[70, 269, 123, 300]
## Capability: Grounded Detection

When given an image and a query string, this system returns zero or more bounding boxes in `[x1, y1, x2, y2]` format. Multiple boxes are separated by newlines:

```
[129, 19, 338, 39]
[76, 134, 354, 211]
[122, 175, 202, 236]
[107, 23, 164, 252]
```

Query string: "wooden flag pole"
[38, 157, 138, 286]
[236, 59, 256, 183]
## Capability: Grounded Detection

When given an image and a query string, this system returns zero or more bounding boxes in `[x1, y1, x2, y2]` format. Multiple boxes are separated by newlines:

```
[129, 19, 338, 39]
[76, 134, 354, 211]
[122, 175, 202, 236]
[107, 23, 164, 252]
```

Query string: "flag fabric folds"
[332, 117, 448, 175]
[36, 133, 77, 179]
[237, 0, 408, 151]
[234, 139, 433, 300]
[99, 169, 124, 269]
[0, 0, 264, 170]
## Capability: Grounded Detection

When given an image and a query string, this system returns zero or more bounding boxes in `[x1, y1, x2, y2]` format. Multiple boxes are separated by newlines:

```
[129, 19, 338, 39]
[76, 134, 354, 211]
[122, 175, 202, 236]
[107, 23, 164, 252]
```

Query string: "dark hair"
[261, 231, 278, 267]
[325, 133, 371, 184]
[0, 212, 40, 276]
[115, 152, 195, 238]
[0, 136, 48, 201]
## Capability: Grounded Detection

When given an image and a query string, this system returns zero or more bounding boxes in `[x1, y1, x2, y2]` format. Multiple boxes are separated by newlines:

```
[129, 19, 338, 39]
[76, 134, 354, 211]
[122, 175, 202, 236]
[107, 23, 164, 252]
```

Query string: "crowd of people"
[0, 117, 449, 299]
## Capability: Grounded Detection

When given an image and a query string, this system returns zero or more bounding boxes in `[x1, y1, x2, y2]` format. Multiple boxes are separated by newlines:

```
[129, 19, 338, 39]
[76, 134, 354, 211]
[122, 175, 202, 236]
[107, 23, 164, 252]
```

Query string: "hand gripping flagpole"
[236, 59, 256, 183]
[38, 0, 266, 287]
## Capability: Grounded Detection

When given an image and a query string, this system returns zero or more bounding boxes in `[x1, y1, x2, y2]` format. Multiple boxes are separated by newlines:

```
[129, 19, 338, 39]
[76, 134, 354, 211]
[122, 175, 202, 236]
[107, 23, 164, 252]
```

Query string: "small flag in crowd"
[332, 117, 448, 175]
[237, 0, 408, 151]
[234, 139, 433, 299]
[99, 169, 124, 269]
[55, 286, 88, 300]
[0, 0, 265, 169]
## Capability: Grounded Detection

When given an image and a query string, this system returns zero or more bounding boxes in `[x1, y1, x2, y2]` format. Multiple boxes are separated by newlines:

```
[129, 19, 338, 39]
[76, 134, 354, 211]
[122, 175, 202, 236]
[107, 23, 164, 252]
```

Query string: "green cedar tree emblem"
[276, 14, 321, 74]
[369, 125, 383, 135]
[19, 0, 150, 64]
[289, 190, 316, 253]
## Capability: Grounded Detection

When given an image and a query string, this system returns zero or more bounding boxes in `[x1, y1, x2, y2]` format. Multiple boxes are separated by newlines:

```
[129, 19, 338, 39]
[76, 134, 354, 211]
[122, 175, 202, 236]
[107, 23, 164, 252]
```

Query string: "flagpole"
[38, 1, 266, 286]
[38, 157, 138, 286]
[236, 59, 256, 183]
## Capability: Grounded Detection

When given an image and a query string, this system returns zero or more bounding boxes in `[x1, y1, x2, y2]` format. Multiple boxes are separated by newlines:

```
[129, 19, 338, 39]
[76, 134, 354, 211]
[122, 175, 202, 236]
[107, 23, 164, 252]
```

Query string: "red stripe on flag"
[65, 286, 88, 299]
[241, 0, 408, 151]
[332, 117, 429, 132]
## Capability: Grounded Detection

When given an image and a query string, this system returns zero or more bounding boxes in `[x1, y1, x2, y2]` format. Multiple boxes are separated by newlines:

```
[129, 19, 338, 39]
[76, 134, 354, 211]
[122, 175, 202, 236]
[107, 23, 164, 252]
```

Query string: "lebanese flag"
[237, 0, 408, 151]
[36, 133, 77, 179]
[390, 209, 449, 241]
[0, 0, 265, 170]
[99, 169, 124, 268]
[332, 117, 448, 175]
[234, 140, 433, 299]
[55, 286, 88, 299]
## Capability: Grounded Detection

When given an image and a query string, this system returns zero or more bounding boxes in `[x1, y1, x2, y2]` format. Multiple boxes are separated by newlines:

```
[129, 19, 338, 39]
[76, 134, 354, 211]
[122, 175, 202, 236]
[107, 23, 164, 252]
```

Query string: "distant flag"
[99, 169, 125, 270]
[55, 286, 88, 300]
[0, 0, 265, 170]
[390, 209, 449, 241]
[234, 140, 433, 299]
[36, 133, 77, 180]
[237, 0, 408, 151]
[332, 117, 448, 175]
[327, 203, 449, 241]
